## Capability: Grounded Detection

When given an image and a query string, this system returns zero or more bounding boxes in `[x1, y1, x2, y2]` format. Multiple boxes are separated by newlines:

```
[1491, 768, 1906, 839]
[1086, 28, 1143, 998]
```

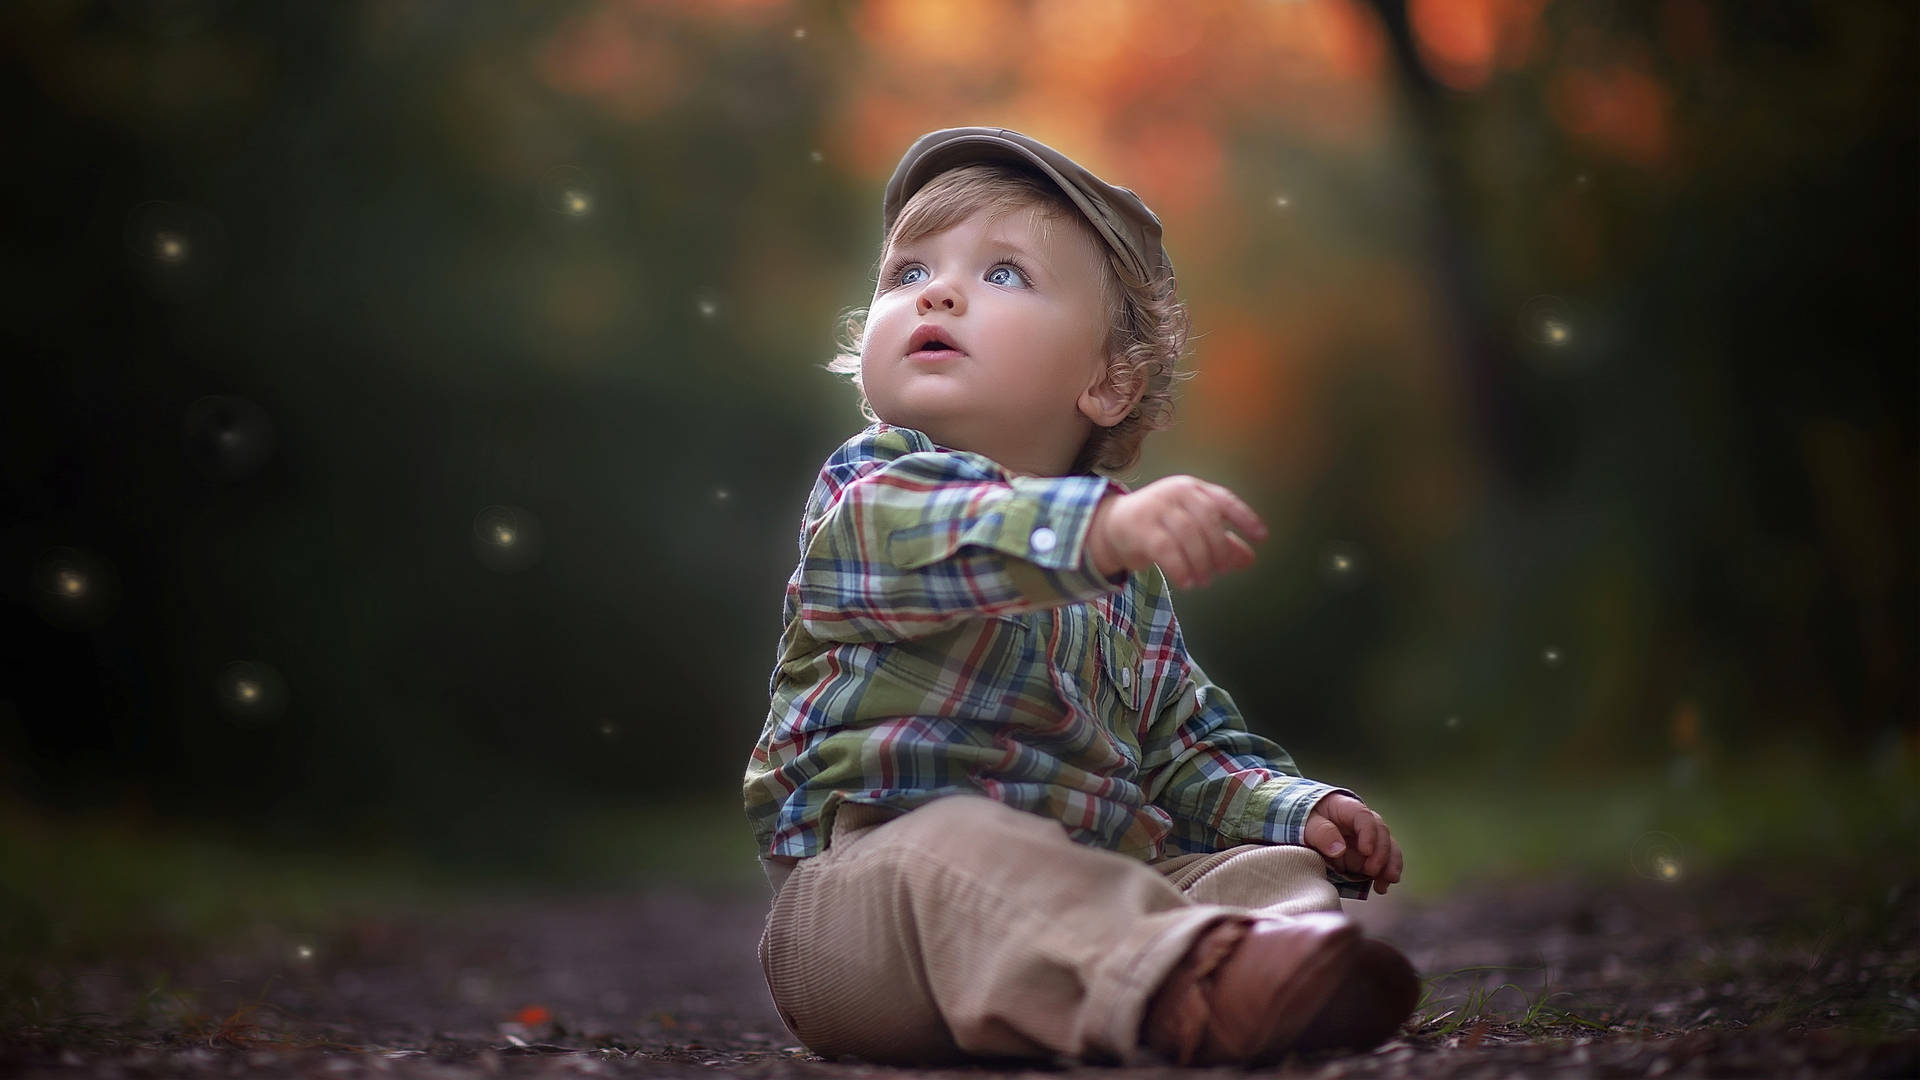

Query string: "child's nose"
[916, 279, 963, 314]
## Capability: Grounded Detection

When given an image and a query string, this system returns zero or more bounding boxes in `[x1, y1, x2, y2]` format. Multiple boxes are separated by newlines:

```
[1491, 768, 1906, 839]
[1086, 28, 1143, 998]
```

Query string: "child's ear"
[1077, 358, 1145, 429]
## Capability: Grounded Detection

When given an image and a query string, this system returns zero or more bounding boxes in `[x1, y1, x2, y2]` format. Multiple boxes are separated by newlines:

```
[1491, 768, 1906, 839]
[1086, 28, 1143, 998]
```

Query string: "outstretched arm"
[796, 427, 1124, 643]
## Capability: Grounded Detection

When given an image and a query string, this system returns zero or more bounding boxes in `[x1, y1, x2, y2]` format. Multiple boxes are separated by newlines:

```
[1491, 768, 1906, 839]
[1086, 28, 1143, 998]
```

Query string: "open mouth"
[907, 325, 966, 359]
[907, 341, 963, 359]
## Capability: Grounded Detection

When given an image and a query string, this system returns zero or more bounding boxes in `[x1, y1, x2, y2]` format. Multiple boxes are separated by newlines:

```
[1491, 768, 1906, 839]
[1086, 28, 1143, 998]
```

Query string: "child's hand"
[1086, 476, 1268, 588]
[1304, 793, 1405, 894]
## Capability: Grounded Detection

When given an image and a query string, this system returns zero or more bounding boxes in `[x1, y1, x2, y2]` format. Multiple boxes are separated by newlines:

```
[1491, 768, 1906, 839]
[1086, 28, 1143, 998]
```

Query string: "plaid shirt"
[744, 424, 1368, 898]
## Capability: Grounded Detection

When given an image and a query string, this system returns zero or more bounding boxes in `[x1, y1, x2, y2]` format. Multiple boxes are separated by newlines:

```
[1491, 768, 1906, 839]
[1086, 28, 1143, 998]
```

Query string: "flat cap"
[882, 126, 1172, 287]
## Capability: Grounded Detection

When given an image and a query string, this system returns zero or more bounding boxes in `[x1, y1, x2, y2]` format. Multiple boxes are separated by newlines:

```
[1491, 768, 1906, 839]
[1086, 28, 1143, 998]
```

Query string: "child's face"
[861, 203, 1120, 476]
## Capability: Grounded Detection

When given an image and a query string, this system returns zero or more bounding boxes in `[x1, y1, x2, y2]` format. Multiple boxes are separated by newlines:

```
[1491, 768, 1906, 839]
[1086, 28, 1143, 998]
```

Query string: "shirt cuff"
[1234, 777, 1353, 846]
[998, 474, 1126, 606]
[1232, 780, 1379, 900]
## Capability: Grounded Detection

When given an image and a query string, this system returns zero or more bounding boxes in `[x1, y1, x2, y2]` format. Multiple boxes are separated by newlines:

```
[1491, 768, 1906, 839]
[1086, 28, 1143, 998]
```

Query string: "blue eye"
[884, 257, 1032, 289]
[987, 263, 1028, 287]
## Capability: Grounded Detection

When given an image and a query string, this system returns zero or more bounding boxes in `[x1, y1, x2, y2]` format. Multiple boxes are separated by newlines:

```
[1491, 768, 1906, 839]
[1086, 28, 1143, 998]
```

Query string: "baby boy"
[743, 127, 1417, 1066]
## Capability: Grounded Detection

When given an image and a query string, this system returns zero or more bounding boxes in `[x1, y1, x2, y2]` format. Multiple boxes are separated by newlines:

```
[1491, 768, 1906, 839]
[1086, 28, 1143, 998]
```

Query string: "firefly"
[1274, 195, 1291, 208]
[809, 150, 823, 164]
[1543, 319, 1570, 346]
[1542, 646, 1563, 666]
[793, 26, 807, 39]
[296, 945, 314, 960]
[156, 232, 187, 262]
[1656, 855, 1681, 881]
[698, 299, 718, 317]
[473, 505, 541, 572]
[57, 570, 86, 597]
[562, 189, 591, 217]
[235, 680, 260, 703]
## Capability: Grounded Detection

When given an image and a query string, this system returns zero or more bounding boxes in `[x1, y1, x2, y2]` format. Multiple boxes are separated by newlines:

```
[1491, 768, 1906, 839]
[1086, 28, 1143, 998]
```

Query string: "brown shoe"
[1142, 912, 1365, 1065]
[1292, 937, 1421, 1052]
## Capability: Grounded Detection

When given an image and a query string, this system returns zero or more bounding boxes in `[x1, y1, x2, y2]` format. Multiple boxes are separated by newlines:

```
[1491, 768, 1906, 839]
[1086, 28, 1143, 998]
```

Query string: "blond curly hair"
[824, 161, 1192, 476]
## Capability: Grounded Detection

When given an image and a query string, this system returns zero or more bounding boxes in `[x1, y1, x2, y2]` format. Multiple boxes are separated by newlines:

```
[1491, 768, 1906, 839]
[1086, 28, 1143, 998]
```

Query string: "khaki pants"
[757, 794, 1342, 1065]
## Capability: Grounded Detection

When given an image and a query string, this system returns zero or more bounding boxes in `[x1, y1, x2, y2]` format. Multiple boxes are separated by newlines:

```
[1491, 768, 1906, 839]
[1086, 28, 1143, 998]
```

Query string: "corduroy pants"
[757, 794, 1343, 1065]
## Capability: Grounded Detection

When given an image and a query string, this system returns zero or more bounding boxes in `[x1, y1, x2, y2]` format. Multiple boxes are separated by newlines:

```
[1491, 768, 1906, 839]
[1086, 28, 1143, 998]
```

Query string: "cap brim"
[882, 128, 1158, 285]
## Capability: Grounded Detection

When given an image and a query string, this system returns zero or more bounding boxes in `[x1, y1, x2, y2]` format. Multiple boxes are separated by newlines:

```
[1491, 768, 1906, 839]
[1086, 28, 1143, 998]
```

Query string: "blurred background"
[1, 0, 1913, 915]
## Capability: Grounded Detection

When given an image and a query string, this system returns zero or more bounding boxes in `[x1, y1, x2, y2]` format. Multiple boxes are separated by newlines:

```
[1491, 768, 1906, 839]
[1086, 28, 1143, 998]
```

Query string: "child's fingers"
[1352, 807, 1377, 860]
[1221, 531, 1257, 573]
[1164, 506, 1216, 586]
[1384, 840, 1404, 886]
[1203, 482, 1268, 542]
[1194, 502, 1253, 578]
[1302, 815, 1347, 860]
[1362, 815, 1390, 878]
[1367, 822, 1397, 880]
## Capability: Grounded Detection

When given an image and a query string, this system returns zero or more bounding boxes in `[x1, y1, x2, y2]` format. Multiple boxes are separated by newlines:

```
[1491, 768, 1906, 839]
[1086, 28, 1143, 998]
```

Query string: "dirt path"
[5, 861, 1915, 1078]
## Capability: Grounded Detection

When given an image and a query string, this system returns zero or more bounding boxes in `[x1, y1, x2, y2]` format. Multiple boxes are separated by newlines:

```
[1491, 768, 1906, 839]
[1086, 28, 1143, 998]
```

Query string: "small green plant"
[1413, 965, 1610, 1040]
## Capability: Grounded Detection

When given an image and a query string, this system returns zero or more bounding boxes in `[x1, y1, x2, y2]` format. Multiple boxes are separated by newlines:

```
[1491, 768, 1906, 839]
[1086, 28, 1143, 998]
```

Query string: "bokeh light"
[1542, 645, 1563, 667]
[542, 166, 596, 220]
[31, 547, 119, 630]
[472, 505, 544, 573]
[1323, 543, 1365, 588]
[1518, 294, 1588, 373]
[216, 660, 288, 722]
[124, 200, 225, 300]
[1630, 831, 1688, 883]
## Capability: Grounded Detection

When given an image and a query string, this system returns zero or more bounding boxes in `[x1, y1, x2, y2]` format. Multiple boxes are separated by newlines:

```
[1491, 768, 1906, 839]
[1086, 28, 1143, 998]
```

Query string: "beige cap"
[882, 126, 1173, 287]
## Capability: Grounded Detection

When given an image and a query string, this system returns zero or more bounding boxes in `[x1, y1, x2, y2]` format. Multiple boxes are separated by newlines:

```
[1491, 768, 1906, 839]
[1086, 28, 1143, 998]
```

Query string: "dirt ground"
[4, 859, 1916, 1079]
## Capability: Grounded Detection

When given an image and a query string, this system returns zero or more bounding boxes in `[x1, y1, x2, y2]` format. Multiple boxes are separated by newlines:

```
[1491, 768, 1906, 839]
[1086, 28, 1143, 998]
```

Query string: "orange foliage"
[1410, 0, 1498, 91]
[853, 0, 1022, 90]
[1409, 0, 1545, 91]
[1115, 123, 1225, 224]
[1306, 0, 1390, 83]
[1549, 61, 1673, 167]
[834, 0, 1394, 191]
[536, 7, 684, 120]
[1188, 314, 1277, 442]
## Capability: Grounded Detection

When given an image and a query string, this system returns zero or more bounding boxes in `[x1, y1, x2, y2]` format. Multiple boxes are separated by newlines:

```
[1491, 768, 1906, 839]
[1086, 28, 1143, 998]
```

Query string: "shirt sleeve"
[795, 425, 1126, 643]
[1138, 609, 1374, 900]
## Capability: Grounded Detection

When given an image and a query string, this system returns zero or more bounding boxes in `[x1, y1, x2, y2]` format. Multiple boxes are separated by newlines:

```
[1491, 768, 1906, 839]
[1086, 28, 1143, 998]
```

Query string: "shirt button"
[1030, 526, 1058, 554]
[1118, 667, 1133, 690]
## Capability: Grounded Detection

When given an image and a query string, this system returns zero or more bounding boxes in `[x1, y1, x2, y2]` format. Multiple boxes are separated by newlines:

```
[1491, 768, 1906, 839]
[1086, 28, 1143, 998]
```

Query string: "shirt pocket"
[1093, 615, 1143, 715]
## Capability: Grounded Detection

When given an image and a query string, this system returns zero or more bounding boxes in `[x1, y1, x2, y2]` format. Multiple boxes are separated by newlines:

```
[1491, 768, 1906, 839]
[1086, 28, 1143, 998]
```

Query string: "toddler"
[743, 126, 1417, 1066]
